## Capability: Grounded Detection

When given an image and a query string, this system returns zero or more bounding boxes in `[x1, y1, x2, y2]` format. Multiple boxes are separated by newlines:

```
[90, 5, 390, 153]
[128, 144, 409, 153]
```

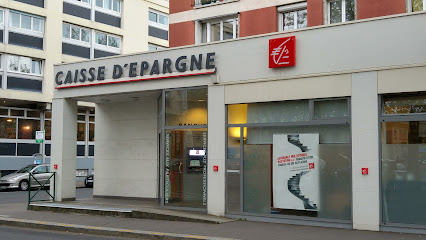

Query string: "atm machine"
[187, 149, 206, 172]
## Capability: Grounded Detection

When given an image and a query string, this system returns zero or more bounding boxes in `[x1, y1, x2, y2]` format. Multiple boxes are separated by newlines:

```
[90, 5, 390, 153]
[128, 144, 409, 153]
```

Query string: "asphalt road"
[0, 226, 129, 240]
[0, 188, 93, 204]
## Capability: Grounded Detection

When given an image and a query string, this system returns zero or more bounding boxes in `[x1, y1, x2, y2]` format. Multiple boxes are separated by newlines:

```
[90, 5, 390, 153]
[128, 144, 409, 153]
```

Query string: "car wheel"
[19, 180, 29, 191]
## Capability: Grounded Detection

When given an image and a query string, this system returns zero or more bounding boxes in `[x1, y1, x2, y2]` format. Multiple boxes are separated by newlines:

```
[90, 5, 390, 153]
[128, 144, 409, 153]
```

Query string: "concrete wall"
[94, 100, 158, 198]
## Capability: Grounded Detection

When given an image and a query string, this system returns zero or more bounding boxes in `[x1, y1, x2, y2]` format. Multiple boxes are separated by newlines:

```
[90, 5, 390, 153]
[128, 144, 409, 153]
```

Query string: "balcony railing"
[194, 0, 220, 7]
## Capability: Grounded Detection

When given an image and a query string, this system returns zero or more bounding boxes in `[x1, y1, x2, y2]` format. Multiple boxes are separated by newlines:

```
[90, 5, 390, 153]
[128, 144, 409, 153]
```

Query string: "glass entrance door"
[164, 129, 207, 208]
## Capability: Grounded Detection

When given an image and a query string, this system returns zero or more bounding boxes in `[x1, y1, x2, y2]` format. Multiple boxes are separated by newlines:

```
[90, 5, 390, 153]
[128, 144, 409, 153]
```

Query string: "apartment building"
[168, 0, 422, 47]
[0, 0, 169, 178]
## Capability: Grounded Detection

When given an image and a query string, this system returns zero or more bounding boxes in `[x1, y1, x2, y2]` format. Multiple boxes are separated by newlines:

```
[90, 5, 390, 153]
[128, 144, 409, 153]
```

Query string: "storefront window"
[77, 122, 85, 141]
[44, 120, 51, 140]
[18, 119, 40, 139]
[226, 98, 352, 220]
[165, 88, 207, 126]
[0, 117, 16, 139]
[381, 95, 426, 225]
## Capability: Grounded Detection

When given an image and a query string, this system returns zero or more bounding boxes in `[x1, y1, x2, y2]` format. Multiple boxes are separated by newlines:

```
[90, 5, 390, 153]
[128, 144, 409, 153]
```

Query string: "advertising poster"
[273, 134, 319, 211]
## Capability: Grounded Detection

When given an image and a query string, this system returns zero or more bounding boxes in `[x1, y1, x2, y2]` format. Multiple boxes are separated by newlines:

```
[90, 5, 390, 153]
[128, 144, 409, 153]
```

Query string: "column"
[51, 98, 78, 201]
[351, 71, 380, 231]
[207, 85, 226, 216]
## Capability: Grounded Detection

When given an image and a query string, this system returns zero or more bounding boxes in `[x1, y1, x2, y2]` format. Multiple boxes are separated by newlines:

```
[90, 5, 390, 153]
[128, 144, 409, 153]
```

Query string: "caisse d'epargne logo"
[269, 36, 296, 68]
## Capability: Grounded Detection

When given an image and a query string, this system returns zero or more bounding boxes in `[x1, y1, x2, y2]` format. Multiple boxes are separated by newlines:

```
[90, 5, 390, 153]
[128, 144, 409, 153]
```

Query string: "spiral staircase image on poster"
[287, 172, 317, 210]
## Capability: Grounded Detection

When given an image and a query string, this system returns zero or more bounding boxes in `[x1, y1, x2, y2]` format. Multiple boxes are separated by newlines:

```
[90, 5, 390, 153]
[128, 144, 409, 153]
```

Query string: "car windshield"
[16, 165, 36, 173]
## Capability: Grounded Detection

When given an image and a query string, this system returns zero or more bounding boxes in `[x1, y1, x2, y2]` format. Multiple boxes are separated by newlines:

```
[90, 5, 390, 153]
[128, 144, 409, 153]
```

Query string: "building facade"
[169, 0, 419, 47]
[0, 0, 169, 178]
[52, 8, 426, 233]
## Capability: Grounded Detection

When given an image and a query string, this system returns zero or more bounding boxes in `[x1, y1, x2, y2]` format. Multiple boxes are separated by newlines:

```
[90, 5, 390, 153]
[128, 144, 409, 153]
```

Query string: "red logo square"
[309, 163, 315, 169]
[269, 36, 296, 68]
[362, 168, 368, 175]
[213, 166, 219, 172]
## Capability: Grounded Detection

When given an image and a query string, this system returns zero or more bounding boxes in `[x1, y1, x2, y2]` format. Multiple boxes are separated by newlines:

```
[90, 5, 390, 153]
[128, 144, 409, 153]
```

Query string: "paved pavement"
[0, 189, 424, 240]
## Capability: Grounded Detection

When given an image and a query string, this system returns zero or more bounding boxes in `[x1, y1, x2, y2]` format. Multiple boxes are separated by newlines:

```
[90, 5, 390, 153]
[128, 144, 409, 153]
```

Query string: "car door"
[30, 166, 48, 187]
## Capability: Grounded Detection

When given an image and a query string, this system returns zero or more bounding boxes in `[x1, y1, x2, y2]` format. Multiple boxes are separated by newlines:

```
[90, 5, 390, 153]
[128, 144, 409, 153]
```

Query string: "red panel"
[169, 21, 195, 48]
[358, 0, 405, 20]
[239, 7, 277, 38]
[170, 0, 193, 14]
[269, 36, 296, 68]
[307, 0, 323, 27]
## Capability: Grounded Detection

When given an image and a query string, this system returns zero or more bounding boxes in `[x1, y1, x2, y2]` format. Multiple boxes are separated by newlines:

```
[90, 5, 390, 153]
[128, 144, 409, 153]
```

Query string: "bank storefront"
[52, 12, 426, 233]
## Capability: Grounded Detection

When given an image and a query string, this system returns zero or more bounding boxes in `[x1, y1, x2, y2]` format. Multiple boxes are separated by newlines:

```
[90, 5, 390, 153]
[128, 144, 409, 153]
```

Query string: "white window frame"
[6, 54, 43, 77]
[8, 10, 44, 37]
[62, 23, 91, 48]
[408, 0, 426, 12]
[278, 2, 308, 31]
[148, 43, 165, 51]
[63, 0, 92, 9]
[148, 9, 169, 31]
[95, 0, 122, 17]
[328, 0, 356, 24]
[94, 31, 121, 54]
[202, 16, 238, 43]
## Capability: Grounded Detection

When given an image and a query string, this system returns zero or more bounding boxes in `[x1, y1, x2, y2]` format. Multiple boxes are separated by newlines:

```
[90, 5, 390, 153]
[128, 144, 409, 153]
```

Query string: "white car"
[0, 164, 51, 191]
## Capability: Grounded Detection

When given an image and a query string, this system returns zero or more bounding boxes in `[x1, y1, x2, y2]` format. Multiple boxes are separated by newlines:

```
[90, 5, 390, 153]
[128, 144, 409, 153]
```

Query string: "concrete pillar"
[207, 85, 226, 216]
[51, 98, 77, 201]
[351, 71, 380, 231]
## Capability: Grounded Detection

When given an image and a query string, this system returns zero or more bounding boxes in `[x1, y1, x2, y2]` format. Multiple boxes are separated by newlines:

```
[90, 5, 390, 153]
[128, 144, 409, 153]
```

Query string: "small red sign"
[54, 164, 58, 170]
[309, 163, 315, 169]
[362, 168, 368, 175]
[213, 166, 219, 172]
[269, 36, 296, 68]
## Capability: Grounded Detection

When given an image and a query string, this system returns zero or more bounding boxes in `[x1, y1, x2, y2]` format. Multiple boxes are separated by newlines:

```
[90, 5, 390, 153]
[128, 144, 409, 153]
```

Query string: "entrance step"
[28, 202, 234, 224]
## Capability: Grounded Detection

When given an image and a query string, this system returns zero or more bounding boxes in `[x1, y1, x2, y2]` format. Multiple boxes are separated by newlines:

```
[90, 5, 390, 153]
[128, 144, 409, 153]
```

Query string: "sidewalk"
[0, 201, 424, 240]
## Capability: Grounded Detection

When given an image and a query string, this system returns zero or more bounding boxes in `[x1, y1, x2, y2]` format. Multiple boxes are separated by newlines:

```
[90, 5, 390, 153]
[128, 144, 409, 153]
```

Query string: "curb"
[0, 217, 236, 240]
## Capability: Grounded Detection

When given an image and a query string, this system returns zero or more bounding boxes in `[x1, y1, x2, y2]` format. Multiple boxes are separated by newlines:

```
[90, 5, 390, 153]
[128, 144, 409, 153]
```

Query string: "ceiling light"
[6, 119, 12, 122]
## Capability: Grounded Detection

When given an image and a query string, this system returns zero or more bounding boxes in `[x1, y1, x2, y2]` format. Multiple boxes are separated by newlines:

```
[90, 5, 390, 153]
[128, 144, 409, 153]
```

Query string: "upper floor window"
[278, 3, 307, 31]
[62, 23, 90, 44]
[411, 0, 425, 12]
[149, 9, 169, 30]
[0, 9, 4, 25]
[96, 0, 121, 13]
[201, 16, 238, 43]
[328, 0, 355, 24]
[148, 44, 165, 51]
[7, 55, 42, 75]
[77, 0, 90, 3]
[9, 11, 44, 33]
[95, 31, 120, 48]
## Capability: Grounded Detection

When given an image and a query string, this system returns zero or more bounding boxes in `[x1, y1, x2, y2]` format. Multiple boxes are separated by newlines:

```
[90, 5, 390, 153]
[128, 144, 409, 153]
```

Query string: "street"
[0, 226, 129, 240]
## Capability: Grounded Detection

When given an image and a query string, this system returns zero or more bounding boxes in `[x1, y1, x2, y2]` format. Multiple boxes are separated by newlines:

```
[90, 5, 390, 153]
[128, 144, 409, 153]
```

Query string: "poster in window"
[273, 133, 319, 211]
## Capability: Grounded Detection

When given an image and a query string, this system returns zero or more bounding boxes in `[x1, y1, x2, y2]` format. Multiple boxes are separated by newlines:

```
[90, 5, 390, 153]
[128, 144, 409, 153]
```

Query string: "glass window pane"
[159, 15, 168, 25]
[228, 100, 309, 124]
[32, 18, 43, 32]
[381, 121, 426, 225]
[345, 0, 355, 22]
[108, 36, 119, 48]
[105, 0, 112, 10]
[0, 109, 8, 115]
[314, 99, 348, 119]
[7, 55, 19, 71]
[21, 15, 32, 30]
[62, 23, 70, 39]
[19, 57, 31, 73]
[0, 10, 4, 24]
[148, 45, 157, 51]
[284, 12, 295, 30]
[149, 12, 157, 22]
[10, 109, 24, 116]
[77, 145, 85, 156]
[165, 88, 207, 126]
[96, 0, 103, 7]
[330, 1, 342, 24]
[0, 117, 16, 139]
[89, 123, 94, 141]
[81, 29, 90, 42]
[45, 111, 51, 119]
[297, 9, 308, 29]
[240, 125, 351, 220]
[0, 143, 16, 156]
[78, 115, 85, 121]
[45, 120, 51, 140]
[227, 127, 241, 159]
[17, 143, 39, 156]
[227, 172, 240, 212]
[10, 12, 20, 28]
[89, 145, 94, 156]
[77, 122, 85, 141]
[27, 110, 40, 118]
[210, 22, 220, 42]
[383, 95, 426, 114]
[223, 20, 233, 40]
[45, 144, 50, 156]
[71, 26, 80, 40]
[18, 119, 40, 139]
[95, 32, 107, 45]
[32, 60, 41, 75]
[201, 23, 207, 43]
[89, 116, 95, 122]
[113, 0, 120, 12]
[412, 0, 424, 12]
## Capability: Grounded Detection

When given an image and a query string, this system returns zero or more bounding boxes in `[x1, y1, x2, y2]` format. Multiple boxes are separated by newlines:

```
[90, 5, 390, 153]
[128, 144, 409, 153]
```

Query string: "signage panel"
[269, 36, 296, 68]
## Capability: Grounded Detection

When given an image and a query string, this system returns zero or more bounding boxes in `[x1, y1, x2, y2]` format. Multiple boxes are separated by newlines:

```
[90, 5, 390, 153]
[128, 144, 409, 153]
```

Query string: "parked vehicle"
[85, 174, 94, 188]
[0, 164, 51, 191]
